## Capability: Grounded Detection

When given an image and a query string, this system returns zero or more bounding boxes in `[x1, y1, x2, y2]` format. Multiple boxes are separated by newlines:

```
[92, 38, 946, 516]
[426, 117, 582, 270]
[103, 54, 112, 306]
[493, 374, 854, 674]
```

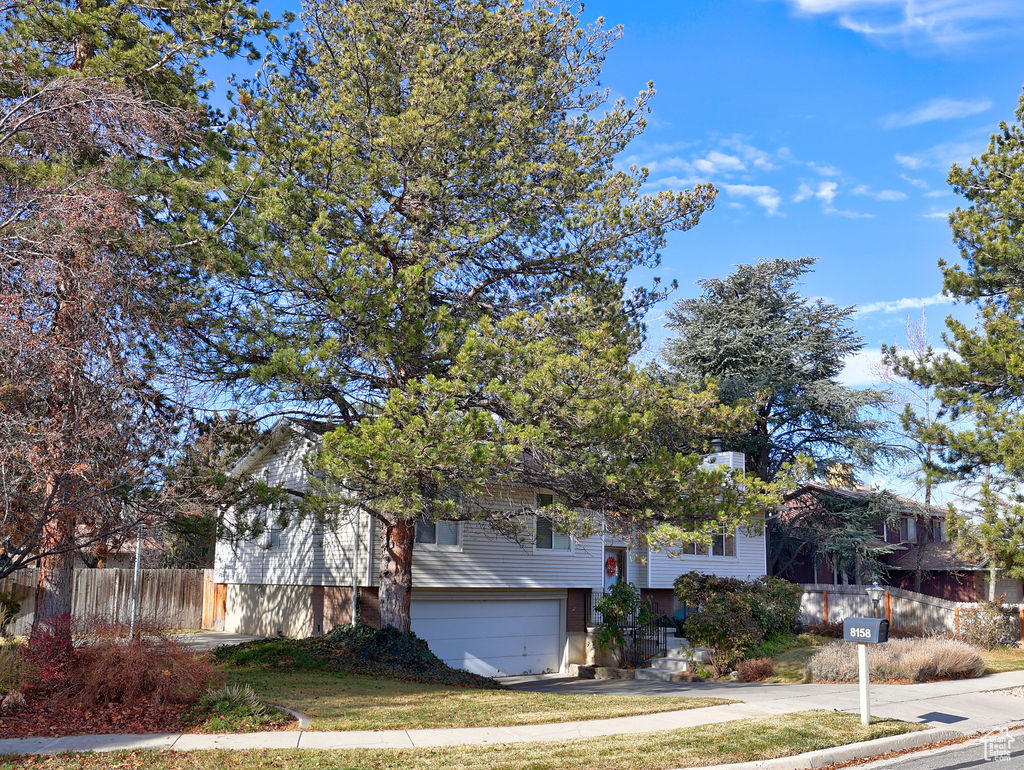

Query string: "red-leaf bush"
[736, 657, 774, 682]
[20, 616, 216, 709]
[70, 634, 217, 708]
[23, 615, 74, 691]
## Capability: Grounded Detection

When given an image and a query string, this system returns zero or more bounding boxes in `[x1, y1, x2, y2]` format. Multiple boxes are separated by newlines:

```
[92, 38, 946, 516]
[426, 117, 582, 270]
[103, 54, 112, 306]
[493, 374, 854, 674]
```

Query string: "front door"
[604, 548, 626, 592]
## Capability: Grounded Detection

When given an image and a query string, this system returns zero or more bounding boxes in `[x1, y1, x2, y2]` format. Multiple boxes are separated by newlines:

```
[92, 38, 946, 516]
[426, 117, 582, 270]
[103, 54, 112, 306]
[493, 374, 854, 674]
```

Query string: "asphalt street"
[857, 738, 1024, 769]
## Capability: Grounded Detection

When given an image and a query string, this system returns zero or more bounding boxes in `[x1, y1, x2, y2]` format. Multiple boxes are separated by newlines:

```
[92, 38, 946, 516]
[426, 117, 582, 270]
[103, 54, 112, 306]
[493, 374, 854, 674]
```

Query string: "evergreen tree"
[892, 90, 1024, 588]
[201, 0, 783, 631]
[660, 258, 890, 481]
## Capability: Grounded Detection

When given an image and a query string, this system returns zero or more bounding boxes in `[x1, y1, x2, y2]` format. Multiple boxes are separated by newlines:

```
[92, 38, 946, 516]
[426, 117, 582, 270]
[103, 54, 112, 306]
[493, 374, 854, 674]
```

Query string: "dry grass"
[980, 646, 1024, 673]
[227, 669, 732, 731]
[807, 638, 984, 683]
[0, 711, 923, 770]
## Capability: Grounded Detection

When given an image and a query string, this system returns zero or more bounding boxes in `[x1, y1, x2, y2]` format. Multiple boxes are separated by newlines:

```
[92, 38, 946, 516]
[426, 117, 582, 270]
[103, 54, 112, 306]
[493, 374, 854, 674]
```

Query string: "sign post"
[857, 642, 870, 725]
[843, 617, 889, 726]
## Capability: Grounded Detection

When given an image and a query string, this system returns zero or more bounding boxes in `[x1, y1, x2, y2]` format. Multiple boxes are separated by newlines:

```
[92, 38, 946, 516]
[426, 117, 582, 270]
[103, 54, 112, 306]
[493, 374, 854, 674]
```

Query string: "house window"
[930, 518, 945, 542]
[415, 516, 459, 547]
[710, 526, 737, 557]
[535, 494, 570, 551]
[268, 528, 281, 549]
[682, 522, 735, 557]
[899, 517, 917, 543]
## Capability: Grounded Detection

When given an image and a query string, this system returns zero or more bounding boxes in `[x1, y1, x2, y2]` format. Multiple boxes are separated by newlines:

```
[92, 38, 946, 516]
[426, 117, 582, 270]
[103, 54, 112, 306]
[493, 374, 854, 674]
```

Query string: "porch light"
[865, 583, 884, 618]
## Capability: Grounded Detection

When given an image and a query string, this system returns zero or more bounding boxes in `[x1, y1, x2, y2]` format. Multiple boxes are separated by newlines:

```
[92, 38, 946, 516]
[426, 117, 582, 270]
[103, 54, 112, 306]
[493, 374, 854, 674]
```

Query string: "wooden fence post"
[955, 606, 960, 636]
[885, 591, 892, 626]
[1019, 608, 1023, 646]
[823, 590, 829, 625]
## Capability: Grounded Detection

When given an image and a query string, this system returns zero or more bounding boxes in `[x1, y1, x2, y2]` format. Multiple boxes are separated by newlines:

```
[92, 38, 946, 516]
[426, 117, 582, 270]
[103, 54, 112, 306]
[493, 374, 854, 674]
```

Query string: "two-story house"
[213, 418, 767, 676]
[774, 481, 1018, 602]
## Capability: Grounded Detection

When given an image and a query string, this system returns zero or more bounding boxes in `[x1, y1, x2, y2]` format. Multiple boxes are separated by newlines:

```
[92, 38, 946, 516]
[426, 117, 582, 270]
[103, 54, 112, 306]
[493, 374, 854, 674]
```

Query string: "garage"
[410, 595, 563, 677]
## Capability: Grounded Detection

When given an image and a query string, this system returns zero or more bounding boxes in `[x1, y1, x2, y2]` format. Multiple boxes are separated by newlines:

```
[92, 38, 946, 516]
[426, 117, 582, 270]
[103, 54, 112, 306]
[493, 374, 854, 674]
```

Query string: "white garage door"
[410, 597, 562, 677]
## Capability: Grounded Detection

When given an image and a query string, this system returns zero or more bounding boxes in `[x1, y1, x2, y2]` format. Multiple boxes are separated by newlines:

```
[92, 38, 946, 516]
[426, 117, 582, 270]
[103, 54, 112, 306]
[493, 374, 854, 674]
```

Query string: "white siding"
[410, 486, 604, 589]
[214, 430, 369, 587]
[646, 524, 767, 588]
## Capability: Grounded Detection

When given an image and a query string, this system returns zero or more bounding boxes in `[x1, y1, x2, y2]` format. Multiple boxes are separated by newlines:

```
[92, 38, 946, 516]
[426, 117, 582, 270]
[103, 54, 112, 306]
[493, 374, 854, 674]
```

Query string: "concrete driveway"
[504, 671, 1024, 734]
[171, 632, 262, 651]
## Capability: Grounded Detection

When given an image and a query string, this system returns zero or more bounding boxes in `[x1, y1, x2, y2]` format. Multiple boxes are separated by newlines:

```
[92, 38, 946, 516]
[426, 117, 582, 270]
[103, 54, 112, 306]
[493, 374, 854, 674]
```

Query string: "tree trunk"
[378, 517, 415, 632]
[33, 517, 75, 650]
[989, 565, 998, 602]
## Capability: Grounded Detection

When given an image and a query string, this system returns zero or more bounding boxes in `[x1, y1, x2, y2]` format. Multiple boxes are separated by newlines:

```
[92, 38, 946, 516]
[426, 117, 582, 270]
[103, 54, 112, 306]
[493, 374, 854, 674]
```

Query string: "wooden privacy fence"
[801, 583, 1024, 641]
[0, 568, 226, 636]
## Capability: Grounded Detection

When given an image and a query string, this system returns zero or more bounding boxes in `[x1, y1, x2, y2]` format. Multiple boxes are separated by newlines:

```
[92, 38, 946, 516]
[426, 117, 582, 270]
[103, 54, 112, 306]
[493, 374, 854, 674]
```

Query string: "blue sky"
[576, 1, 1024, 379]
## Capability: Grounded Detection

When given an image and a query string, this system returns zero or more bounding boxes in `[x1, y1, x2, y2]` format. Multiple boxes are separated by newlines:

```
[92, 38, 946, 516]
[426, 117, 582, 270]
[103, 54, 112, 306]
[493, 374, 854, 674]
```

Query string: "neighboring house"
[213, 418, 767, 677]
[775, 482, 1020, 602]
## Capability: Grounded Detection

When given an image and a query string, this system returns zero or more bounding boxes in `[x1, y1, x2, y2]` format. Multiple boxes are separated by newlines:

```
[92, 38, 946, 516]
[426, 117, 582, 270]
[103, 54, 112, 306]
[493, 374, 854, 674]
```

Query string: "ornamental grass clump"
[807, 638, 984, 683]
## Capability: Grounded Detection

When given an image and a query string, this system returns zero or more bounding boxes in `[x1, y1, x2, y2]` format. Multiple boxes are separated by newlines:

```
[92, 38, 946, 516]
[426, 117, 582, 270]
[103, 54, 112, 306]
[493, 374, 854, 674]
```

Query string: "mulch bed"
[0, 695, 193, 738]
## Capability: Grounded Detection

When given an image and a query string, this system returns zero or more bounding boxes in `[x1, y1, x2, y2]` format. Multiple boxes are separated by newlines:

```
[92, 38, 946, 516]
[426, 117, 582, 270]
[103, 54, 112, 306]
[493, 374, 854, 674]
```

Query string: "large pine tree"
[200, 0, 783, 631]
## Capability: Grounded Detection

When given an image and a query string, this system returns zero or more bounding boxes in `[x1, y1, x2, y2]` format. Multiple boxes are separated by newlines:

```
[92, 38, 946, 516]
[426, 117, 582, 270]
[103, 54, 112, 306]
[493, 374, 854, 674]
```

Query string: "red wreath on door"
[605, 555, 618, 577]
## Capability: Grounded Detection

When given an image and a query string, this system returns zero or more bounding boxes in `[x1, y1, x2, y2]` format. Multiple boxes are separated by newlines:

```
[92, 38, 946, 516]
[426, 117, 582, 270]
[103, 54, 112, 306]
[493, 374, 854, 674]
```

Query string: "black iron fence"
[586, 591, 669, 667]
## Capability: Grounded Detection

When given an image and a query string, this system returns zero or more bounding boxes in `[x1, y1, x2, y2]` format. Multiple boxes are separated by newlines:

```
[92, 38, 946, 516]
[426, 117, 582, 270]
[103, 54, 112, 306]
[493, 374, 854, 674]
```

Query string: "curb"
[678, 727, 962, 770]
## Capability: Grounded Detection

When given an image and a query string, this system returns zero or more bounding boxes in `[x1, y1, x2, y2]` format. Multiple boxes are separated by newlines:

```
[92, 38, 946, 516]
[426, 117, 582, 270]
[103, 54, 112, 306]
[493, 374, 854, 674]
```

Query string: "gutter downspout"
[352, 507, 359, 625]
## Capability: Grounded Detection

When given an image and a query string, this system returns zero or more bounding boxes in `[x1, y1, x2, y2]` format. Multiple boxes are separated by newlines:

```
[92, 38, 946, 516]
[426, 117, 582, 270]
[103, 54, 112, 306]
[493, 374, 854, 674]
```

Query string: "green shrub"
[189, 683, 289, 732]
[592, 582, 660, 668]
[674, 572, 802, 674]
[749, 576, 803, 637]
[683, 592, 763, 676]
[215, 624, 501, 689]
[956, 602, 1018, 649]
[807, 638, 984, 683]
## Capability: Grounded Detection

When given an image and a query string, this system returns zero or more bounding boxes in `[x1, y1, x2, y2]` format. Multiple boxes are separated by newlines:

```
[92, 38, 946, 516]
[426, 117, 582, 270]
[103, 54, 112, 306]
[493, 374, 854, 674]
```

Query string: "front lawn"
[756, 633, 831, 682]
[0, 711, 923, 769]
[226, 668, 731, 730]
[981, 646, 1024, 674]
[213, 630, 732, 730]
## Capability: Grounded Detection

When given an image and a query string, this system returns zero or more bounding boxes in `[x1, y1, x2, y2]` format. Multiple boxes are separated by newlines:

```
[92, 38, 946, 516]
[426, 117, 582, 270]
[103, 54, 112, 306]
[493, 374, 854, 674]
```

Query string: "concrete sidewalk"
[3, 670, 1024, 757]
[0, 702, 775, 755]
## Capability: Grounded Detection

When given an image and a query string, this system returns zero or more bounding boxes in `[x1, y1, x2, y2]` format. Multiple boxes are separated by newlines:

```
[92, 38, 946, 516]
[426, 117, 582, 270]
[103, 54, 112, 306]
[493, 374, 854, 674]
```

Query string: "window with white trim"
[415, 516, 460, 547]
[535, 494, 571, 551]
[682, 522, 735, 557]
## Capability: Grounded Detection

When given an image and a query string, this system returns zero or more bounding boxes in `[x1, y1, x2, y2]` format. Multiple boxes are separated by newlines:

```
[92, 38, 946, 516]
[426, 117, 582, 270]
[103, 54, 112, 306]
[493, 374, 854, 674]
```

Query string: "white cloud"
[855, 292, 953, 315]
[921, 209, 951, 219]
[719, 135, 781, 171]
[882, 97, 991, 128]
[721, 183, 782, 215]
[895, 139, 985, 170]
[692, 150, 746, 175]
[808, 162, 841, 177]
[781, 0, 1024, 49]
[852, 184, 907, 201]
[793, 181, 873, 217]
[794, 181, 837, 204]
[838, 349, 886, 388]
[900, 174, 931, 190]
[645, 175, 704, 191]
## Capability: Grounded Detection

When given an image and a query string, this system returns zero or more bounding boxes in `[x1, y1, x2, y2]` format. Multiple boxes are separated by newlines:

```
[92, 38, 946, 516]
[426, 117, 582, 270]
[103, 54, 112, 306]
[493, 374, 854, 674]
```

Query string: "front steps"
[635, 639, 712, 682]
